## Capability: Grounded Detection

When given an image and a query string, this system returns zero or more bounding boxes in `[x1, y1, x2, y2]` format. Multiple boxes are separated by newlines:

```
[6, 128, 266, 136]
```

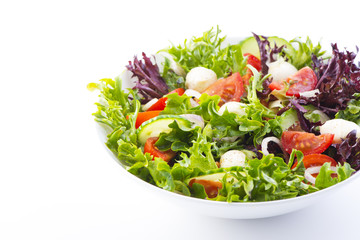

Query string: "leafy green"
[315, 162, 355, 189]
[336, 93, 360, 125]
[89, 77, 140, 152]
[161, 92, 193, 115]
[160, 26, 247, 78]
[178, 128, 218, 172]
[211, 150, 316, 202]
[284, 37, 326, 69]
[161, 57, 186, 91]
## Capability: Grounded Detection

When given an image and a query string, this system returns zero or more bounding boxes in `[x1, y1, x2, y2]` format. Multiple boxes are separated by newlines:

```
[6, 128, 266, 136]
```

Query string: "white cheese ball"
[268, 58, 298, 82]
[220, 150, 246, 168]
[319, 119, 360, 144]
[185, 67, 217, 92]
[218, 102, 246, 116]
[184, 89, 202, 99]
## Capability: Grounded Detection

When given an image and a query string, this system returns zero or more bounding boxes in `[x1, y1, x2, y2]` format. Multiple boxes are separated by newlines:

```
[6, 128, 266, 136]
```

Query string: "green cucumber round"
[137, 115, 191, 145]
[240, 36, 295, 59]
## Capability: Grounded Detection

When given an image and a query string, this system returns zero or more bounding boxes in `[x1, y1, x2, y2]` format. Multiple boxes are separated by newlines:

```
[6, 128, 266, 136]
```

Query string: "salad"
[89, 27, 360, 202]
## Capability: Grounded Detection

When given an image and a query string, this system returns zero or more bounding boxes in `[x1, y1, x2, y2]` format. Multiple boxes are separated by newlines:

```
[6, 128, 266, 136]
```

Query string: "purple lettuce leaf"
[253, 33, 285, 76]
[126, 52, 169, 103]
[334, 130, 360, 171]
[306, 44, 360, 117]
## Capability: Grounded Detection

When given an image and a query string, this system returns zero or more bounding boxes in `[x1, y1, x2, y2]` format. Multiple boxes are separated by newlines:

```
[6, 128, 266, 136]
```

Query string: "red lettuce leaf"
[126, 52, 169, 103]
[334, 130, 360, 171]
[307, 44, 360, 116]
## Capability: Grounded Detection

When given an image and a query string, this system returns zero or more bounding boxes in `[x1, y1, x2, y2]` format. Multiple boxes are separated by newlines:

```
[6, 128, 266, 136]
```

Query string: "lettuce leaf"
[89, 77, 140, 152]
[285, 37, 326, 69]
[212, 150, 317, 202]
[315, 162, 354, 189]
[336, 93, 360, 125]
[160, 26, 247, 78]
[178, 128, 218, 172]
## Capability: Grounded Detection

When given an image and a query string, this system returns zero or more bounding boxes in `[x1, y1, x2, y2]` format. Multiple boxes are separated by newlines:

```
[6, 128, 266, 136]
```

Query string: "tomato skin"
[144, 137, 176, 162]
[169, 88, 185, 96]
[281, 131, 334, 155]
[243, 53, 262, 86]
[188, 179, 222, 198]
[268, 80, 285, 91]
[146, 98, 167, 111]
[302, 154, 337, 168]
[135, 111, 161, 128]
[291, 154, 337, 177]
[147, 88, 185, 111]
[203, 72, 244, 106]
[268, 67, 317, 97]
[286, 67, 317, 97]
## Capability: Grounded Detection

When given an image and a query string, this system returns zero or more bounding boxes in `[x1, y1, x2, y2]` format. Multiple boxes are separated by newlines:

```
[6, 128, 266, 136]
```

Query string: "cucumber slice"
[186, 167, 245, 184]
[240, 36, 295, 59]
[279, 108, 299, 132]
[137, 115, 191, 145]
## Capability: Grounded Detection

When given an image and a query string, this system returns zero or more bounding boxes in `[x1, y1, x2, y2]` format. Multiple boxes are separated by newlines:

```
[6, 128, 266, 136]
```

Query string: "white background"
[1, 0, 360, 239]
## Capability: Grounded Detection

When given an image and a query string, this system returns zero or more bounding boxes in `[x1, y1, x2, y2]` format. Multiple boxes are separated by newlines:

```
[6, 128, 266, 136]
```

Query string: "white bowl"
[94, 36, 360, 219]
[96, 123, 360, 219]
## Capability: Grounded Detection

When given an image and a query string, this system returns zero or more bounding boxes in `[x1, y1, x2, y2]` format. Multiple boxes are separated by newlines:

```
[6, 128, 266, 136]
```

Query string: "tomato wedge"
[203, 72, 244, 106]
[281, 131, 334, 155]
[144, 137, 176, 162]
[302, 154, 337, 168]
[242, 53, 262, 86]
[147, 88, 185, 111]
[291, 154, 337, 178]
[269, 67, 317, 97]
[135, 110, 161, 128]
[188, 179, 222, 198]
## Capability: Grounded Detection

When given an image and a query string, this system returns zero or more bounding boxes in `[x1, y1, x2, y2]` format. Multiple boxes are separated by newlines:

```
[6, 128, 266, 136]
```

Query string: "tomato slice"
[144, 137, 176, 162]
[135, 111, 161, 128]
[188, 179, 222, 198]
[203, 72, 244, 106]
[281, 131, 334, 155]
[242, 53, 262, 86]
[291, 154, 337, 179]
[147, 88, 185, 111]
[302, 154, 337, 168]
[146, 98, 167, 111]
[268, 67, 317, 97]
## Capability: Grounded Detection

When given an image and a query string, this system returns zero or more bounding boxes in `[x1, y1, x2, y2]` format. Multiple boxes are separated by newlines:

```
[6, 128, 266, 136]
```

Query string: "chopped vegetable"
[90, 28, 358, 203]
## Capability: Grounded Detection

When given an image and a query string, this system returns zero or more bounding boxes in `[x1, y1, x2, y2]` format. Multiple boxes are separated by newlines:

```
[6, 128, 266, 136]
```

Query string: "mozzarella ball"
[184, 89, 202, 99]
[268, 59, 298, 82]
[142, 98, 158, 111]
[185, 67, 217, 92]
[319, 119, 360, 144]
[220, 150, 246, 168]
[218, 102, 247, 116]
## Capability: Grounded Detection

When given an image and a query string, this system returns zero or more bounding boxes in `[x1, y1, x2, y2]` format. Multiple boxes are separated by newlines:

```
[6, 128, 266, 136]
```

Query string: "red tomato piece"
[146, 98, 167, 111]
[169, 88, 185, 96]
[135, 111, 161, 128]
[292, 154, 337, 178]
[268, 67, 317, 97]
[144, 137, 176, 162]
[243, 53, 262, 86]
[203, 72, 244, 106]
[302, 154, 337, 168]
[281, 131, 334, 155]
[147, 88, 185, 111]
[188, 179, 223, 198]
[286, 67, 317, 97]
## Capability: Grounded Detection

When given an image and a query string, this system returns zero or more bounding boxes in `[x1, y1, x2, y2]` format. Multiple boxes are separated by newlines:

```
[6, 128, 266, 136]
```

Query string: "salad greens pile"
[89, 27, 359, 202]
